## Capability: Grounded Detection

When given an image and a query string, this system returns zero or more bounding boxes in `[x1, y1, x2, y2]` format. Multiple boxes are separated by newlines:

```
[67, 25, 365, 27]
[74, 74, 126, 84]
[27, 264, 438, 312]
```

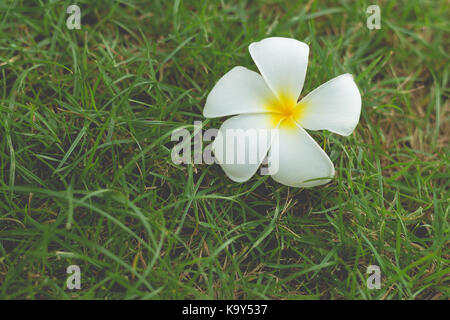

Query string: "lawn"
[0, 0, 448, 299]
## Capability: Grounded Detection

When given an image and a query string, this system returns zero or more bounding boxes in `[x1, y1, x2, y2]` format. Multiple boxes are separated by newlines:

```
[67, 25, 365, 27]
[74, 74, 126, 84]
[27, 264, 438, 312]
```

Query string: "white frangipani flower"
[203, 37, 361, 187]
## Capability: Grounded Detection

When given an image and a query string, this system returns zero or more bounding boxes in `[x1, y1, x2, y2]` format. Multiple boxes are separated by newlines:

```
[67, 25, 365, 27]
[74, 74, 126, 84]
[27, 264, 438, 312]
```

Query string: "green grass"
[0, 0, 448, 299]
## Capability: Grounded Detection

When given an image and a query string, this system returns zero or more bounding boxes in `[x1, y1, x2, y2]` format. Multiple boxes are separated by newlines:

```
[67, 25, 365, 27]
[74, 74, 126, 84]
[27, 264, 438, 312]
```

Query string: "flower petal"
[249, 37, 309, 101]
[212, 113, 276, 182]
[268, 123, 335, 187]
[298, 74, 361, 136]
[203, 66, 276, 118]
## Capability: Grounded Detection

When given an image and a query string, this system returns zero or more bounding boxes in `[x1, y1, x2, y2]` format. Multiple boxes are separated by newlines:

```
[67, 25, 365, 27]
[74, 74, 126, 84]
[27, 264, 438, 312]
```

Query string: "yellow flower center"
[266, 93, 307, 129]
